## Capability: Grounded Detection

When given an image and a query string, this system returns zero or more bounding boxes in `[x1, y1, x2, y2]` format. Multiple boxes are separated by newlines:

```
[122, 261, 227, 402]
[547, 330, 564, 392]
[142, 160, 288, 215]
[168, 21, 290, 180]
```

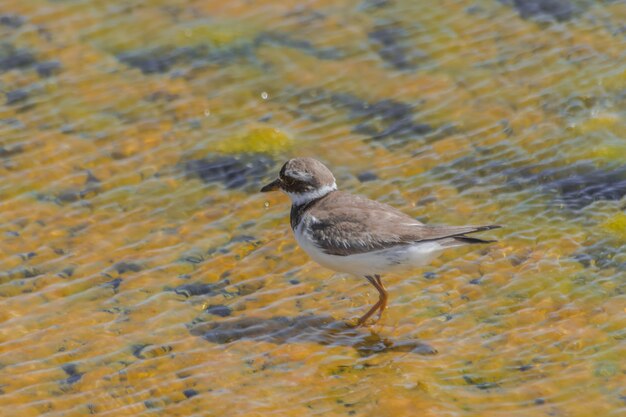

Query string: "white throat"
[285, 182, 337, 205]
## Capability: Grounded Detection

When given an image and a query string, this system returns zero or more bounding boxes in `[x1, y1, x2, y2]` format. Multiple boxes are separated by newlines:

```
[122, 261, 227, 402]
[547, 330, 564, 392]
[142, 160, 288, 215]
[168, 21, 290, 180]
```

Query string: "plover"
[261, 158, 499, 326]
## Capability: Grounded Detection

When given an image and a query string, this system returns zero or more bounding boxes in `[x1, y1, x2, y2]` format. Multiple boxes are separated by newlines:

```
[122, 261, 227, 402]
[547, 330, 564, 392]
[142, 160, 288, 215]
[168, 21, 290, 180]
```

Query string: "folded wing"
[307, 192, 499, 256]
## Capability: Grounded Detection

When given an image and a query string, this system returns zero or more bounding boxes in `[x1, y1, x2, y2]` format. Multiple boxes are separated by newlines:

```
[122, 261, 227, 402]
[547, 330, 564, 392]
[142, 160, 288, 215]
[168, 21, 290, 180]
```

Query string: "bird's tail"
[437, 225, 500, 247]
[452, 235, 497, 244]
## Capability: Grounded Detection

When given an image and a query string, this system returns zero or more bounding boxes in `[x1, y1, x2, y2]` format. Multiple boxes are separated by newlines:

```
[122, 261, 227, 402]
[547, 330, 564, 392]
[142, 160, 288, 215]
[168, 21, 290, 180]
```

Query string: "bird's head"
[261, 158, 337, 205]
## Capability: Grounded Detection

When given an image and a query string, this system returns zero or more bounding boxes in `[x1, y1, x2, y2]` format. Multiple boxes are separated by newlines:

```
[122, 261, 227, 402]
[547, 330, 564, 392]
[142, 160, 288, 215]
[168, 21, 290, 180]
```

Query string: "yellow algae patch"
[584, 143, 626, 163]
[573, 112, 623, 136]
[602, 213, 626, 240]
[216, 126, 293, 154]
[431, 135, 472, 163]
[80, 10, 176, 53]
[168, 21, 258, 48]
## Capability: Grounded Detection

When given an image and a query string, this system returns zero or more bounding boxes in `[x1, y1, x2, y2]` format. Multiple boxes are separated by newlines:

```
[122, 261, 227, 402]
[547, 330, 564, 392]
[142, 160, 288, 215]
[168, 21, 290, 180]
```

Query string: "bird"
[261, 157, 500, 326]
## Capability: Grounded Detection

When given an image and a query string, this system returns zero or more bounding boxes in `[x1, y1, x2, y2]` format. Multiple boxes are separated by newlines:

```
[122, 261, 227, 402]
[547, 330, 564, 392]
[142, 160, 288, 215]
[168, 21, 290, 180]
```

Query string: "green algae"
[216, 126, 293, 154]
[603, 213, 626, 240]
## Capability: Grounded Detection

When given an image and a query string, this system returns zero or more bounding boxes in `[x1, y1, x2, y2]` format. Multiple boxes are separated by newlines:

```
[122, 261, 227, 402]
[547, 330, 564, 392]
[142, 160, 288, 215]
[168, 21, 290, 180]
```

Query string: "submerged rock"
[330, 92, 433, 144]
[58, 266, 75, 278]
[0, 14, 26, 28]
[573, 241, 626, 271]
[0, 266, 43, 282]
[545, 165, 626, 209]
[502, 0, 579, 22]
[174, 282, 219, 297]
[104, 277, 122, 291]
[434, 158, 626, 210]
[282, 88, 435, 146]
[0, 143, 24, 158]
[113, 261, 142, 274]
[55, 189, 82, 203]
[229, 235, 257, 243]
[117, 46, 202, 74]
[184, 153, 274, 190]
[0, 43, 36, 72]
[507, 163, 626, 209]
[205, 304, 232, 317]
[132, 344, 173, 359]
[359, 0, 393, 11]
[463, 374, 499, 390]
[117, 33, 342, 74]
[5, 89, 28, 105]
[183, 389, 199, 399]
[357, 171, 378, 182]
[368, 24, 425, 70]
[255, 32, 343, 60]
[117, 44, 255, 74]
[36, 60, 61, 77]
[172, 278, 231, 298]
[179, 248, 206, 264]
[61, 363, 83, 385]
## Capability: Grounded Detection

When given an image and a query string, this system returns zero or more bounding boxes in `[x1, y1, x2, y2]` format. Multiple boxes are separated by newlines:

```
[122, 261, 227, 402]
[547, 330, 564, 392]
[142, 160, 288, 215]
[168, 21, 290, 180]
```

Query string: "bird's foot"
[347, 316, 381, 328]
[345, 317, 362, 328]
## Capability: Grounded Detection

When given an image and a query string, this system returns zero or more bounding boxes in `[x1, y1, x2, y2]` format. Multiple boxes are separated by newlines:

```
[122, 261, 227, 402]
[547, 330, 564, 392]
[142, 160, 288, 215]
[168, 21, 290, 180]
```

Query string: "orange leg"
[374, 275, 388, 319]
[356, 275, 388, 327]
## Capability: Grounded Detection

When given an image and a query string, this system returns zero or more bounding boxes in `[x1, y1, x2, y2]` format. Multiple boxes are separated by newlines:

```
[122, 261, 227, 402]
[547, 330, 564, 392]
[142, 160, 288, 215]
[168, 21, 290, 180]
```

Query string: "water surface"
[0, 0, 625, 416]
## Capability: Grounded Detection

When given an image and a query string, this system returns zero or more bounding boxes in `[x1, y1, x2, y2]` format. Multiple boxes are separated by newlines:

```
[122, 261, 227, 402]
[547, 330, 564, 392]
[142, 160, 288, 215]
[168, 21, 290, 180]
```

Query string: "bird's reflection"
[189, 314, 436, 356]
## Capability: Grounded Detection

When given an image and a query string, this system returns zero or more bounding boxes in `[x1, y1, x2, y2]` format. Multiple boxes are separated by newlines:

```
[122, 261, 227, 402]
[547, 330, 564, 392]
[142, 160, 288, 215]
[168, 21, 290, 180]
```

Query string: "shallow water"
[0, 0, 625, 416]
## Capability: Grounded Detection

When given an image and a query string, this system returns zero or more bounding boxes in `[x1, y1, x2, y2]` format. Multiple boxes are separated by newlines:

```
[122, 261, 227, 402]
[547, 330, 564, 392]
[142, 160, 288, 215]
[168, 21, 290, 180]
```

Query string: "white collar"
[285, 182, 337, 205]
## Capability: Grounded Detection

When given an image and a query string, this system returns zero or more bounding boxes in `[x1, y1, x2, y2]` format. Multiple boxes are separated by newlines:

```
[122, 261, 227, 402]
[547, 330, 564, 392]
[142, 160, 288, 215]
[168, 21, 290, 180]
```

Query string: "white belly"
[294, 223, 443, 277]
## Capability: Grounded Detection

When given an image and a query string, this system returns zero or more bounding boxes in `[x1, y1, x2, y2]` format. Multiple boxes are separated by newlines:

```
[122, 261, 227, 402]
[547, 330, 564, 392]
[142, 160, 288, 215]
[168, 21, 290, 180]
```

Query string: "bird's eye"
[284, 169, 311, 183]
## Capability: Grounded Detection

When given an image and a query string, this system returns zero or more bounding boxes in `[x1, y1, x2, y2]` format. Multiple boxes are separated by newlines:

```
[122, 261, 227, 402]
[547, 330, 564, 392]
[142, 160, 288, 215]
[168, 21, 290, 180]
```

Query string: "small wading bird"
[261, 158, 499, 326]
